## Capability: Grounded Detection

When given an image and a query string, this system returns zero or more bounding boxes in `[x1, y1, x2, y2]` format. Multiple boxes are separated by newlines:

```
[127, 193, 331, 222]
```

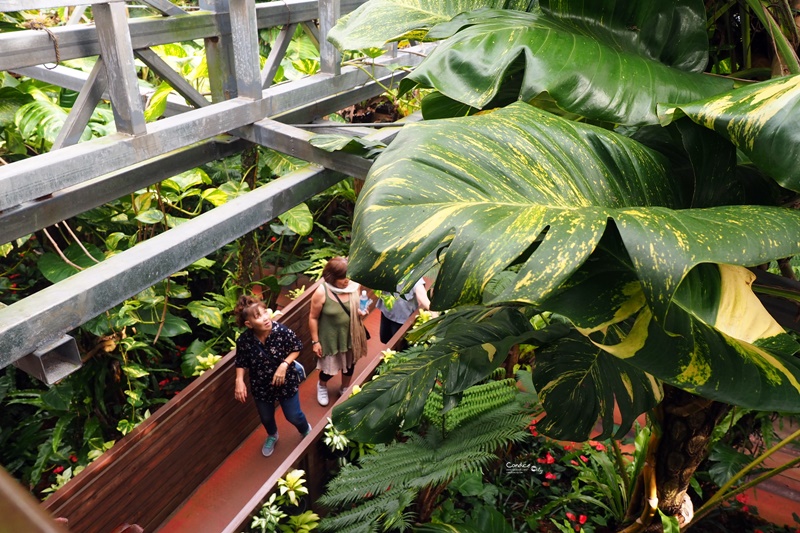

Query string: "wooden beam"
[134, 48, 210, 108]
[261, 23, 298, 89]
[0, 165, 345, 368]
[229, 0, 262, 99]
[52, 58, 108, 150]
[94, 2, 148, 135]
[0, 0, 122, 11]
[137, 0, 189, 16]
[0, 45, 432, 213]
[0, 137, 247, 245]
[318, 0, 341, 75]
[0, 0, 366, 72]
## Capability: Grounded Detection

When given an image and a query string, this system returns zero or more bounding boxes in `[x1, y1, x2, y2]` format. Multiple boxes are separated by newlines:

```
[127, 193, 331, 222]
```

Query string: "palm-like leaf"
[332, 306, 569, 442]
[659, 74, 800, 192]
[399, 9, 732, 125]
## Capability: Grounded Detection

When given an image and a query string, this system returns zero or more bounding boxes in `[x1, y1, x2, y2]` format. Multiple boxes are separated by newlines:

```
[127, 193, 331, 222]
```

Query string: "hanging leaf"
[659, 74, 800, 192]
[187, 300, 224, 328]
[278, 203, 314, 235]
[135, 209, 165, 224]
[144, 81, 173, 123]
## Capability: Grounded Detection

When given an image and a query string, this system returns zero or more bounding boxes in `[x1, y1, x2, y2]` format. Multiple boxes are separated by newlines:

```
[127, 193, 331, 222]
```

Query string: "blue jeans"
[254, 392, 308, 436]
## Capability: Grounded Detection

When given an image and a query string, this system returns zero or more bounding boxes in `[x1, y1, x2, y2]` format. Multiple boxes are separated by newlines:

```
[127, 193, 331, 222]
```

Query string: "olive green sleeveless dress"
[317, 286, 355, 374]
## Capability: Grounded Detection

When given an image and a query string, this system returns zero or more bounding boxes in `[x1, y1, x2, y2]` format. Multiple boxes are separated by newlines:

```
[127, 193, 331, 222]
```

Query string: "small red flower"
[579, 515, 587, 525]
[580, 455, 589, 462]
[69, 455, 78, 463]
[172, 376, 180, 381]
[10, 283, 17, 288]
[308, 237, 313, 242]
[542, 481, 550, 487]
[545, 472, 557, 480]
[570, 460, 579, 466]
[594, 443, 606, 452]
[566, 512, 577, 521]
[158, 379, 170, 387]
[53, 466, 65, 474]
[8, 273, 19, 279]
[574, 525, 581, 532]
[741, 505, 749, 513]
[270, 236, 277, 242]
[735, 493, 748, 504]
[563, 444, 574, 451]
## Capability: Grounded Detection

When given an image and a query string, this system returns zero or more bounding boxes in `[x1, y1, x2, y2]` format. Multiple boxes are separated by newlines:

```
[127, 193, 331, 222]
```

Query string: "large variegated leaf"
[659, 75, 800, 192]
[600, 264, 800, 412]
[327, 0, 529, 51]
[399, 9, 732, 125]
[351, 102, 800, 322]
[332, 307, 569, 442]
[534, 331, 662, 441]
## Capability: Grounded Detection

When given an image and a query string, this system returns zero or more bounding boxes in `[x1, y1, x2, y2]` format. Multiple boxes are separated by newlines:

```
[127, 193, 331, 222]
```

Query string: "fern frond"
[318, 488, 417, 532]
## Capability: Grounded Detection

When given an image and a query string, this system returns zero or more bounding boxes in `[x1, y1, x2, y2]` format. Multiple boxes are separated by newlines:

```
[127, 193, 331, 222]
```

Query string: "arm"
[271, 350, 300, 385]
[308, 285, 325, 357]
[234, 367, 247, 403]
[414, 282, 431, 311]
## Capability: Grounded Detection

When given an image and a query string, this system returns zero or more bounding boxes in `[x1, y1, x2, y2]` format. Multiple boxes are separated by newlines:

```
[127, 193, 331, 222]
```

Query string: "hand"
[272, 364, 287, 386]
[357, 308, 368, 317]
[234, 380, 247, 403]
[313, 343, 323, 358]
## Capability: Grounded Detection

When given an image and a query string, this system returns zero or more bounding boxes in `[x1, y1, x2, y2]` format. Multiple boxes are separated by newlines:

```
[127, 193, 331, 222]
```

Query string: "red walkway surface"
[156, 310, 386, 533]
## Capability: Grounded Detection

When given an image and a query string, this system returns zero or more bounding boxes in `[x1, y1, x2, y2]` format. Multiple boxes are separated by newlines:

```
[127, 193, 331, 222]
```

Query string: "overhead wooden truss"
[0, 0, 431, 381]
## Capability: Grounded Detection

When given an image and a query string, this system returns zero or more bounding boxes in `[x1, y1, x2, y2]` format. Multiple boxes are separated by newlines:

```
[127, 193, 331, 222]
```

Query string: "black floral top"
[235, 322, 303, 402]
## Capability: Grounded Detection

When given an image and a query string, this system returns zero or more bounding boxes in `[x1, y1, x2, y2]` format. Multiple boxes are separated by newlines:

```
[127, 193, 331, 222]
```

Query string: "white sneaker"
[317, 381, 329, 406]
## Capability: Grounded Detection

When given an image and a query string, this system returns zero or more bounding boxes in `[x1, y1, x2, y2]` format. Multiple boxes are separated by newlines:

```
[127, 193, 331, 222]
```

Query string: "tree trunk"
[622, 386, 731, 532]
[237, 144, 260, 288]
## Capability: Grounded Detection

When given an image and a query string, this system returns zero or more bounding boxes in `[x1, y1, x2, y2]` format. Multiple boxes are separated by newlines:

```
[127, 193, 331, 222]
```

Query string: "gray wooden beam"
[235, 119, 372, 178]
[300, 21, 320, 50]
[137, 0, 189, 16]
[0, 0, 366, 72]
[94, 2, 148, 135]
[66, 5, 88, 25]
[0, 164, 345, 369]
[0, 0, 122, 11]
[318, 0, 341, 75]
[0, 44, 432, 213]
[52, 58, 108, 150]
[229, 0, 262, 99]
[200, 0, 238, 101]
[261, 23, 298, 89]
[0, 137, 247, 246]
[134, 48, 210, 108]
[0, 97, 261, 213]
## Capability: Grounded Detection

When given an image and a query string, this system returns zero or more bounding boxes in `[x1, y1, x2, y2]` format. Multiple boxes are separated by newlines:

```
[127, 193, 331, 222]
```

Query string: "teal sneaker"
[262, 434, 278, 457]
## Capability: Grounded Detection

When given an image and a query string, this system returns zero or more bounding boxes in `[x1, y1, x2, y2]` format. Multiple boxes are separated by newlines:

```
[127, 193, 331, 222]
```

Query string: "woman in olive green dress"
[308, 256, 368, 406]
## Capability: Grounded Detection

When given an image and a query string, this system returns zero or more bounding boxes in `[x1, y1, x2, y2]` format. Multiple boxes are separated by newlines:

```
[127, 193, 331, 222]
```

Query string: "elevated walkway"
[42, 282, 414, 533]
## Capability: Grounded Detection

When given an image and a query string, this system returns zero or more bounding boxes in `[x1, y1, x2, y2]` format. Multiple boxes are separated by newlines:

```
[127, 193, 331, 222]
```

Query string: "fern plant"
[317, 396, 532, 531]
[423, 378, 518, 433]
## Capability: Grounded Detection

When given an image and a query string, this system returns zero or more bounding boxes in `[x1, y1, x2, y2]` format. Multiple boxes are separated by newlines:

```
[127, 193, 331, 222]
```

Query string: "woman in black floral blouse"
[234, 295, 311, 457]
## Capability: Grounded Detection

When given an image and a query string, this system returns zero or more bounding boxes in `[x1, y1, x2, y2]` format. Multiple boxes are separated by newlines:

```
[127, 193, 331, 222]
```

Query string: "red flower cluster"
[69, 454, 78, 463]
[735, 492, 750, 513]
[528, 419, 539, 437]
[53, 465, 65, 474]
[158, 379, 170, 388]
[565, 512, 588, 531]
[537, 452, 555, 464]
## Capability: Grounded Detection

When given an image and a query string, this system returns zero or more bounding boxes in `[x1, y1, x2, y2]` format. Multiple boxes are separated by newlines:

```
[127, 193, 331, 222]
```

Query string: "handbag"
[293, 360, 306, 382]
[331, 290, 371, 340]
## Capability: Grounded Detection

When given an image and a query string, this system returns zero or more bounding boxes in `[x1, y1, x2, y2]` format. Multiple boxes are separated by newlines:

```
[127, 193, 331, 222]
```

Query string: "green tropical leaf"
[399, 9, 733, 125]
[16, 100, 89, 149]
[0, 87, 33, 128]
[278, 203, 314, 235]
[187, 300, 224, 328]
[181, 339, 217, 377]
[533, 331, 662, 441]
[135, 208, 165, 224]
[659, 74, 800, 192]
[333, 307, 567, 442]
[328, 0, 528, 51]
[137, 312, 192, 338]
[707, 443, 753, 487]
[144, 81, 172, 123]
[350, 102, 800, 323]
[37, 243, 105, 283]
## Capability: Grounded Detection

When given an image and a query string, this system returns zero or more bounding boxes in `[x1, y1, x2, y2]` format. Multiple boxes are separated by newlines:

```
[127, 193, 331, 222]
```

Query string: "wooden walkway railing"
[41, 281, 414, 533]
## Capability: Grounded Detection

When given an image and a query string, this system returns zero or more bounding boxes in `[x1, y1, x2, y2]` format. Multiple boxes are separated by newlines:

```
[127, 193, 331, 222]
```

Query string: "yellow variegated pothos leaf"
[659, 74, 800, 192]
[328, 0, 531, 51]
[350, 102, 800, 323]
[596, 265, 800, 412]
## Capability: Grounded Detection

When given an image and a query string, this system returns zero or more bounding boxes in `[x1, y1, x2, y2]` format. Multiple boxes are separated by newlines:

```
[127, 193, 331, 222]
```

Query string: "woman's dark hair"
[322, 256, 348, 285]
[233, 294, 266, 328]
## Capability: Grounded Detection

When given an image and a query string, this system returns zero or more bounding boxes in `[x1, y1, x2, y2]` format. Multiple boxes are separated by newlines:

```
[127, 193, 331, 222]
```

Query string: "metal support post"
[229, 0, 262, 100]
[319, 0, 341, 75]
